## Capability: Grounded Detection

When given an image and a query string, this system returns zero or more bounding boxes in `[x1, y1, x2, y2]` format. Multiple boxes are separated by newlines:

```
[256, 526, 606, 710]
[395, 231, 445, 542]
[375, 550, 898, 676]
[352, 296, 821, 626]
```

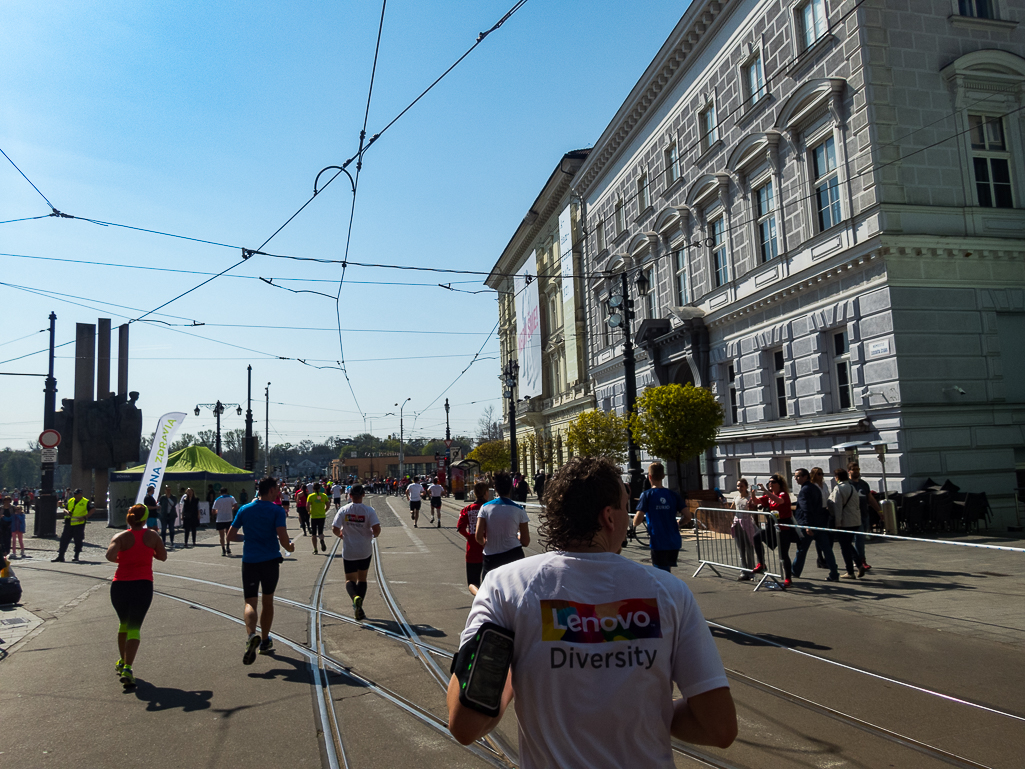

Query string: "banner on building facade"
[135, 412, 187, 505]
[558, 204, 579, 384]
[514, 253, 543, 398]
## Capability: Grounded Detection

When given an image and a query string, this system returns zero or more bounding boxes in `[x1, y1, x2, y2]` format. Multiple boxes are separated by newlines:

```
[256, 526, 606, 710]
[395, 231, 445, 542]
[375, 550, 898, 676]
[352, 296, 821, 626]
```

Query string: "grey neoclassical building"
[572, 0, 1025, 526]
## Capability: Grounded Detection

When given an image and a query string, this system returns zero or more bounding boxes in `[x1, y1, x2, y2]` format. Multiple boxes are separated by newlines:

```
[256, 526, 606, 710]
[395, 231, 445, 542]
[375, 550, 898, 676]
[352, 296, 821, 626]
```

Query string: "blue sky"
[1, 1, 686, 450]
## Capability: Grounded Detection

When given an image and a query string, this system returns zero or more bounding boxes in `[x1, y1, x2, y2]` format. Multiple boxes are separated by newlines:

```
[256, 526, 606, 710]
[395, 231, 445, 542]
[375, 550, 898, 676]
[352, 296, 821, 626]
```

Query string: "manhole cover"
[0, 617, 27, 626]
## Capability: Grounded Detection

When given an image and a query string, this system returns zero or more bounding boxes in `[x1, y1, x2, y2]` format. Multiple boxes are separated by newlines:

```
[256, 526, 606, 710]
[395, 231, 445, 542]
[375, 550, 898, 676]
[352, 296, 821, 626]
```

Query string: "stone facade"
[572, 0, 1025, 525]
[487, 151, 596, 477]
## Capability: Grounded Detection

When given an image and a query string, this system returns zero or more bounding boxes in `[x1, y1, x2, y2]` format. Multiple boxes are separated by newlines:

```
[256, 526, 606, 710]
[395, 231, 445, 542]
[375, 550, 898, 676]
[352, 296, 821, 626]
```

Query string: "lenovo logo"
[541, 598, 662, 644]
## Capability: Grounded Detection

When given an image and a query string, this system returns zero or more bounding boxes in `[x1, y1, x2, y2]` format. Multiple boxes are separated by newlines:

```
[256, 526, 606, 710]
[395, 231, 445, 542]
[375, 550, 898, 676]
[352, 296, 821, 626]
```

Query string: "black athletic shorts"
[241, 559, 281, 599]
[309, 518, 325, 537]
[215, 520, 232, 531]
[466, 561, 483, 588]
[481, 546, 525, 582]
[110, 579, 153, 630]
[409, 500, 421, 511]
[430, 496, 442, 509]
[342, 555, 372, 574]
[651, 548, 679, 570]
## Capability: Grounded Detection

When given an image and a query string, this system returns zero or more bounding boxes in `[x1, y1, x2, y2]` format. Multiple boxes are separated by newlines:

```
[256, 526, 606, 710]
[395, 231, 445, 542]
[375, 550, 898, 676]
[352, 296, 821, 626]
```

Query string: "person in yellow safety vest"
[52, 488, 93, 563]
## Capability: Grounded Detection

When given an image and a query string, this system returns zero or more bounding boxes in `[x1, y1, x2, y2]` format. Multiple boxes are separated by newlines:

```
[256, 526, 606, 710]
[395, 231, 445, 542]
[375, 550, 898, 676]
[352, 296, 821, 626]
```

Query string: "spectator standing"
[179, 488, 200, 547]
[157, 486, 177, 548]
[52, 488, 92, 563]
[633, 462, 684, 573]
[533, 470, 547, 501]
[753, 474, 795, 588]
[731, 480, 762, 581]
[848, 462, 878, 573]
[830, 469, 864, 580]
[810, 467, 831, 569]
[447, 456, 737, 764]
[9, 498, 26, 558]
[790, 469, 835, 582]
[142, 485, 160, 532]
[0, 502, 12, 559]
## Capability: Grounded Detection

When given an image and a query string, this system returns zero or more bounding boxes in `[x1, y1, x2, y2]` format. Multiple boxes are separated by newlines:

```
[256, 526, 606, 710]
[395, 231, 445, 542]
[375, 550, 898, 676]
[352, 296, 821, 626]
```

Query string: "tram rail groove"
[16, 526, 1017, 769]
[311, 537, 349, 769]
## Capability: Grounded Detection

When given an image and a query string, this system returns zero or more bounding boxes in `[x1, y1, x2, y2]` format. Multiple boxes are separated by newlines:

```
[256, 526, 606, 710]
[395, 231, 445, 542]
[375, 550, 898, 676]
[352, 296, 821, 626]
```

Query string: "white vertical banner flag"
[514, 252, 543, 398]
[135, 412, 187, 504]
[558, 204, 579, 384]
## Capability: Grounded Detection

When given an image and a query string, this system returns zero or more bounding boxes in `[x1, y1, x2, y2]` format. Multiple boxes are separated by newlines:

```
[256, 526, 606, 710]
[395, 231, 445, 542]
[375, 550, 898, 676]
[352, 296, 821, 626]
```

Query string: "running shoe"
[51, 556, 65, 563]
[243, 633, 260, 665]
[115, 658, 125, 676]
[825, 574, 840, 582]
[857, 566, 866, 578]
[861, 562, 872, 572]
[259, 638, 274, 655]
[437, 518, 441, 528]
[782, 578, 792, 589]
[120, 666, 135, 686]
[353, 595, 365, 621]
[313, 547, 318, 555]
[839, 572, 857, 580]
[226, 546, 232, 555]
[753, 562, 765, 574]
[320, 539, 326, 551]
[428, 514, 434, 523]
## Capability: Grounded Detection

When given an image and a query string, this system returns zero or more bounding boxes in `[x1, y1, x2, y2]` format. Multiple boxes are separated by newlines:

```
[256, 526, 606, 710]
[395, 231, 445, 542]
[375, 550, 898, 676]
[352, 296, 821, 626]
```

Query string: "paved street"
[2, 494, 1023, 769]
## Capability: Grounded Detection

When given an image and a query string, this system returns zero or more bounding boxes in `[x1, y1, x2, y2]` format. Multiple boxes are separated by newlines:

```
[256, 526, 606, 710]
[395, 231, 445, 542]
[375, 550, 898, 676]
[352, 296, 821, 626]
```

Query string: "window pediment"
[775, 78, 846, 133]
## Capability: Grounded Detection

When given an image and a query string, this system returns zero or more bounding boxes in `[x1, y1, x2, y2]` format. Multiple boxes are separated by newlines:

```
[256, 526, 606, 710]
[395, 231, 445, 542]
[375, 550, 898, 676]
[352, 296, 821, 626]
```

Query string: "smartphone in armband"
[450, 622, 514, 717]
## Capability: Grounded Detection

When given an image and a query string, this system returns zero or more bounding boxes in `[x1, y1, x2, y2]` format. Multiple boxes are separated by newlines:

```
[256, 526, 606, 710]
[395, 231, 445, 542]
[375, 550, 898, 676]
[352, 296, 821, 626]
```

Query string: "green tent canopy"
[122, 446, 252, 475]
[108, 445, 256, 527]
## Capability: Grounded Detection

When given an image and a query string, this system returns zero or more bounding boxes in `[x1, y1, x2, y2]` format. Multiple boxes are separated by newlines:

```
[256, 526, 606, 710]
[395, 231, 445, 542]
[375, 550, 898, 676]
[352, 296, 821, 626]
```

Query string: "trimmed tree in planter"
[565, 409, 628, 464]
[629, 383, 723, 495]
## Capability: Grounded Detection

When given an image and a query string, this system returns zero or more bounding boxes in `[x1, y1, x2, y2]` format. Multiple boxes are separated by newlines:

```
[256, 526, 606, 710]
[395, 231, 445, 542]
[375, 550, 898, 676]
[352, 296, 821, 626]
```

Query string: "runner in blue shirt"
[633, 462, 684, 572]
[227, 477, 294, 664]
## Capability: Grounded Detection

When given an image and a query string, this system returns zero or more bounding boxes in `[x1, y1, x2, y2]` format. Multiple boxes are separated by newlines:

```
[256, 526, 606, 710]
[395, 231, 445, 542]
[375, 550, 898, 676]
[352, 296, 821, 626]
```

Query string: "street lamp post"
[444, 398, 452, 492]
[605, 269, 651, 505]
[396, 398, 411, 479]
[244, 366, 254, 471]
[194, 400, 243, 457]
[36, 311, 59, 537]
[502, 359, 519, 474]
[265, 382, 271, 477]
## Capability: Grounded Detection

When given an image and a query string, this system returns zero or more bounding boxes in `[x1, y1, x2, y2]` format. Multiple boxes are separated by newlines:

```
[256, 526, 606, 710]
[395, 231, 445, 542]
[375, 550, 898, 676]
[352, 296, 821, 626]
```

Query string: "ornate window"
[743, 53, 766, 107]
[664, 142, 679, 185]
[637, 172, 650, 211]
[755, 180, 778, 261]
[797, 0, 828, 50]
[959, 0, 995, 18]
[970, 114, 1014, 208]
[595, 219, 606, 252]
[614, 199, 625, 236]
[674, 249, 688, 305]
[772, 349, 788, 418]
[812, 135, 842, 230]
[726, 363, 739, 424]
[832, 330, 853, 410]
[699, 102, 719, 153]
[710, 215, 729, 287]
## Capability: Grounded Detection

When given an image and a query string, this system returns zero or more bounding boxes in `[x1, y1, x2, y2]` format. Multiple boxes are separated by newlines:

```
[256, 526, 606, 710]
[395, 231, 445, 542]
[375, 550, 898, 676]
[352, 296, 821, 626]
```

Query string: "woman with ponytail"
[105, 503, 167, 686]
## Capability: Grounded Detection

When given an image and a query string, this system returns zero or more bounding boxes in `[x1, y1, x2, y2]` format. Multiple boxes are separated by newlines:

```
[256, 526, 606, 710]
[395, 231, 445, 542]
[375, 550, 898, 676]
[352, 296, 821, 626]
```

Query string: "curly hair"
[538, 456, 624, 551]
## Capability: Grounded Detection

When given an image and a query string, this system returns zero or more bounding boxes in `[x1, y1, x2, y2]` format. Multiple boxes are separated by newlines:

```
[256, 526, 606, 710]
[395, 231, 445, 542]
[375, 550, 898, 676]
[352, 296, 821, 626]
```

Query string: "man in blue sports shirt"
[227, 477, 295, 664]
[634, 462, 684, 572]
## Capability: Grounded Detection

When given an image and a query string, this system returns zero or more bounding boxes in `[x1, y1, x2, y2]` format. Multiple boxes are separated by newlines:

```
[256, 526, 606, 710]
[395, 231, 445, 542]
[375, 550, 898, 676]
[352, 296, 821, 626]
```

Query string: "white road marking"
[383, 497, 429, 554]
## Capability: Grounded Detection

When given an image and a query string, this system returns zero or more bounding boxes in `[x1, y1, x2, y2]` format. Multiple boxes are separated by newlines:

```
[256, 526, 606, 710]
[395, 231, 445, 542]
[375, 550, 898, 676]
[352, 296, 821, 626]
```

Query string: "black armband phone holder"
[451, 622, 515, 717]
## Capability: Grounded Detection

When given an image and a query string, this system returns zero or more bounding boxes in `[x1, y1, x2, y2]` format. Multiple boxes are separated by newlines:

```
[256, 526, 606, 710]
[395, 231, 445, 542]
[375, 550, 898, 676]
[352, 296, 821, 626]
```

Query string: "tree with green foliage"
[565, 409, 628, 463]
[467, 439, 510, 475]
[629, 383, 723, 492]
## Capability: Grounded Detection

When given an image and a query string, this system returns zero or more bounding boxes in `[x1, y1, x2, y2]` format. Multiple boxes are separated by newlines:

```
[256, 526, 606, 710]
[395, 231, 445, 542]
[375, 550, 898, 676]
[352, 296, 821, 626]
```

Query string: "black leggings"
[182, 522, 198, 545]
[310, 518, 325, 539]
[110, 580, 153, 633]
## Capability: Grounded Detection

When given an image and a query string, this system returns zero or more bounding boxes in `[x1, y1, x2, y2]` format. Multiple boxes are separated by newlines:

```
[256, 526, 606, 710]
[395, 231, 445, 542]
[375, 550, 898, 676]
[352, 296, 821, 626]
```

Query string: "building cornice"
[573, 0, 738, 198]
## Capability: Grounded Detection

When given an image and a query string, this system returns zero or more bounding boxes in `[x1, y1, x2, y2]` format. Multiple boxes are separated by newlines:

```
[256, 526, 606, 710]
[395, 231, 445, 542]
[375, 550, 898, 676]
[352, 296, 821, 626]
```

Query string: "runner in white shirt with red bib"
[427, 479, 445, 527]
[406, 478, 425, 528]
[448, 457, 736, 767]
[331, 484, 381, 621]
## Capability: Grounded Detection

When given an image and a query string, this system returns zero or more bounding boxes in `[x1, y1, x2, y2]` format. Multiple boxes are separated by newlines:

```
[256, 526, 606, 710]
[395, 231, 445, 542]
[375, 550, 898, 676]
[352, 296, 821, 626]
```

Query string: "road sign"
[39, 429, 61, 449]
[445, 439, 453, 448]
[41, 448, 58, 463]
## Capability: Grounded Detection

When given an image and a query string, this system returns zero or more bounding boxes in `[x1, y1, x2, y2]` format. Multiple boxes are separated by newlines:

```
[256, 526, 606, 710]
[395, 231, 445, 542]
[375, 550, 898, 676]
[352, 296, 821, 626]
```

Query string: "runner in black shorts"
[331, 485, 381, 621]
[228, 477, 294, 664]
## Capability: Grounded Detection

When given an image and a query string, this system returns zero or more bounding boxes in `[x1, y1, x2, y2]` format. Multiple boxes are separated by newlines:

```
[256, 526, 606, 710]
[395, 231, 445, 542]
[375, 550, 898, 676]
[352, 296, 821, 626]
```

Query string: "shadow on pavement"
[364, 619, 448, 639]
[710, 627, 832, 651]
[130, 680, 213, 712]
[247, 652, 310, 685]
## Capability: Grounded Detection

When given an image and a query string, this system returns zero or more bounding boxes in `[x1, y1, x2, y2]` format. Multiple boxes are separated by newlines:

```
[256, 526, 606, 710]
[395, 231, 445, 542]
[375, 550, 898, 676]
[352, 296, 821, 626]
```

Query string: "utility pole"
[444, 398, 451, 492]
[265, 382, 271, 477]
[397, 398, 411, 479]
[244, 365, 254, 471]
[502, 359, 519, 474]
[36, 311, 59, 537]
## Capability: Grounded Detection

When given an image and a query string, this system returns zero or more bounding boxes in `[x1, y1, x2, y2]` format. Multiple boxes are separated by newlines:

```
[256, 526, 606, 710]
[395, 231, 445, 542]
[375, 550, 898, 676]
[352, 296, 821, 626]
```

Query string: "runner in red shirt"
[456, 481, 490, 595]
[295, 483, 310, 536]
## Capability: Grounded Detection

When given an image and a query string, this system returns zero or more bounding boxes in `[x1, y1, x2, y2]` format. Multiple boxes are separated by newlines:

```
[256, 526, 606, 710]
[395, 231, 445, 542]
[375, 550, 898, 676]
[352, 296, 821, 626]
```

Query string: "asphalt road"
[1, 493, 1022, 769]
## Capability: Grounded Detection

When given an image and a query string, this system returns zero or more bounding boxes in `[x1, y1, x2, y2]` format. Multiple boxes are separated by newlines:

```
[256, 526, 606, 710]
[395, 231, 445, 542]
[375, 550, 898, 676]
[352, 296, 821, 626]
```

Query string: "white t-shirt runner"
[331, 502, 380, 560]
[407, 483, 424, 502]
[212, 495, 237, 523]
[332, 485, 343, 501]
[428, 483, 444, 499]
[478, 497, 529, 556]
[461, 551, 729, 769]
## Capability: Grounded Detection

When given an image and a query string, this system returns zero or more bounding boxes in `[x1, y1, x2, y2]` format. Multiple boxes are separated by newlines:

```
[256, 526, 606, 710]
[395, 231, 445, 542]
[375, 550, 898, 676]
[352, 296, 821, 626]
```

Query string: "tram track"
[16, 510, 1018, 769]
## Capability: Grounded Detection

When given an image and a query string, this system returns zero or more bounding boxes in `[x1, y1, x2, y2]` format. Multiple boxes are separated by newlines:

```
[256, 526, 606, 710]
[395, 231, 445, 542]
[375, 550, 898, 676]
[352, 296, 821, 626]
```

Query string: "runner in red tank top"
[106, 503, 167, 687]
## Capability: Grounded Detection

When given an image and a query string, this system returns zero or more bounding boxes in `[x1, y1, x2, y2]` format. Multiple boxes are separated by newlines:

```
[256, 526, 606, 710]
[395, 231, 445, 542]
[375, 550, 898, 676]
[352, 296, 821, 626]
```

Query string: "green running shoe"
[120, 666, 135, 686]
[115, 659, 125, 676]
[243, 633, 260, 665]
[353, 595, 365, 621]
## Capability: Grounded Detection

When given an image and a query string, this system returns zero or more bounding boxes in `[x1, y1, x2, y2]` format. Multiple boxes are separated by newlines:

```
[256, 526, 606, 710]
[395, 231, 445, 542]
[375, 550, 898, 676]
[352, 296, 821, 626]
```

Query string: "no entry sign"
[39, 429, 61, 449]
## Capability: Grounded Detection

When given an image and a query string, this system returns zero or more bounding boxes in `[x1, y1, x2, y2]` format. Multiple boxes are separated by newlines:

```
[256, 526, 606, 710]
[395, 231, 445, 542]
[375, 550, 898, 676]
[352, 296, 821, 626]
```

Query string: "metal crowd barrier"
[691, 506, 784, 591]
[775, 522, 1025, 554]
